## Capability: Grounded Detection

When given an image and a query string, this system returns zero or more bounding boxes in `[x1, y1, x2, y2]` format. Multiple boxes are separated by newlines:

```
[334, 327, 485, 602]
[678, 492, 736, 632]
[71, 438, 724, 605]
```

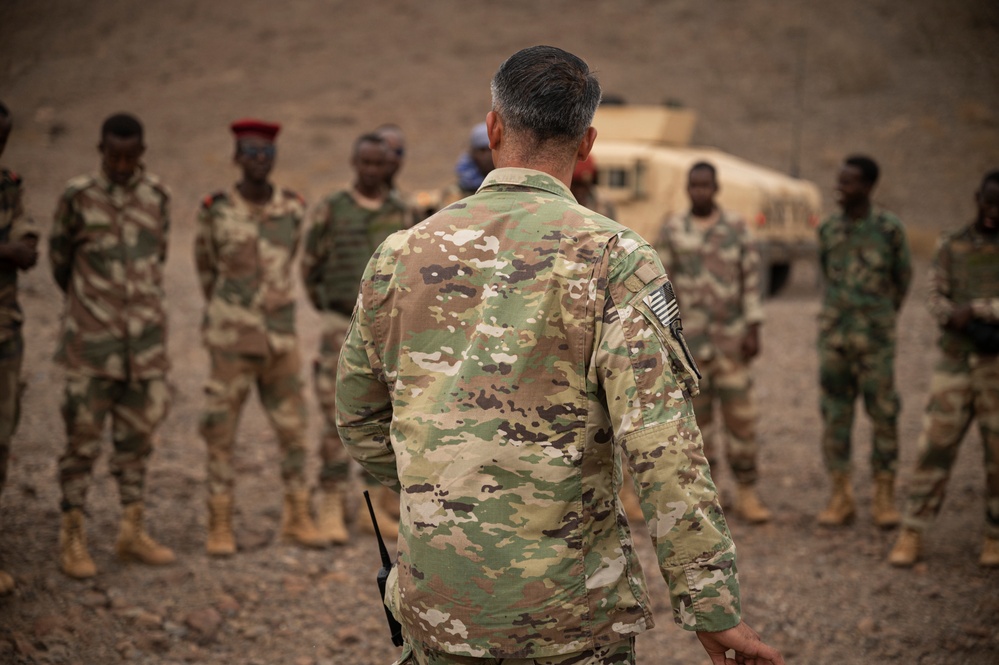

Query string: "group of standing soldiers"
[645, 152, 999, 569]
[0, 106, 415, 587]
[0, 97, 997, 596]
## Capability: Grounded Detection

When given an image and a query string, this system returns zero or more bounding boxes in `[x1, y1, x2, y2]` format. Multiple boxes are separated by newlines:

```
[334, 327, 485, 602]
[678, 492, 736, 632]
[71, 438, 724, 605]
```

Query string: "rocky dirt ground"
[1, 1, 999, 664]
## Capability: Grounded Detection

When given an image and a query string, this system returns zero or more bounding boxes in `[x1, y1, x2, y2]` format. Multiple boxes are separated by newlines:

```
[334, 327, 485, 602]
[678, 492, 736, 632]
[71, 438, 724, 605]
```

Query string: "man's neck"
[843, 201, 871, 221]
[237, 180, 272, 205]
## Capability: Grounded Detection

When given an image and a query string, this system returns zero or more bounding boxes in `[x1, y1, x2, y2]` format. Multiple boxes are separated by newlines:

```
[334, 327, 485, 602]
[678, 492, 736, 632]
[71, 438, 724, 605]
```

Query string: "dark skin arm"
[946, 304, 973, 331]
[741, 322, 761, 361]
[0, 235, 39, 270]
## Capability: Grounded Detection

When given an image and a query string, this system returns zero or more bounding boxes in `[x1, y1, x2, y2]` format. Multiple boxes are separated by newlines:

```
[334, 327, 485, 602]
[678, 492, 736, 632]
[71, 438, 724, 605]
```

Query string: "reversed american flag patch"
[643, 281, 680, 328]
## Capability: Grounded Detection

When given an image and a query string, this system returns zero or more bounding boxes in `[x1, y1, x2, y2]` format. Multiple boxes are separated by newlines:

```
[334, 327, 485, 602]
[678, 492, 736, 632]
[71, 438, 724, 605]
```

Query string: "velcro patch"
[644, 281, 680, 328]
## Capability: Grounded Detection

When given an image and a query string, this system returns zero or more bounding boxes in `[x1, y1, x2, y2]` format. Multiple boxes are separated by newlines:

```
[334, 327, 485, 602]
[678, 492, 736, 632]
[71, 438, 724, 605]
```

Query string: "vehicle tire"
[768, 263, 792, 296]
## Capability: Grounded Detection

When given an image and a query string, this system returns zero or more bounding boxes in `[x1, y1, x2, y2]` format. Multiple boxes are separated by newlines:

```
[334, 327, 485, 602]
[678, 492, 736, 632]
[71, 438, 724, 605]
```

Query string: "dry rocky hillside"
[1, 1, 998, 664]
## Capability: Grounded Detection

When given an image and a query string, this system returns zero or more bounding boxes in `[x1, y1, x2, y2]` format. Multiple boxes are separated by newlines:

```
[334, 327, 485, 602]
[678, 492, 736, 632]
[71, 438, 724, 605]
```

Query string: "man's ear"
[486, 111, 502, 150]
[575, 126, 597, 162]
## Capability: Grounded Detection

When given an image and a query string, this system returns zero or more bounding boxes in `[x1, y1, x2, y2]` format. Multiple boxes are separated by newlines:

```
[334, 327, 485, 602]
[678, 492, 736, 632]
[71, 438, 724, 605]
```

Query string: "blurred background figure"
[301, 132, 411, 544]
[375, 123, 406, 197]
[195, 119, 326, 556]
[0, 100, 39, 594]
[815, 155, 911, 529]
[889, 168, 999, 568]
[50, 113, 175, 579]
[422, 121, 495, 216]
[655, 161, 773, 524]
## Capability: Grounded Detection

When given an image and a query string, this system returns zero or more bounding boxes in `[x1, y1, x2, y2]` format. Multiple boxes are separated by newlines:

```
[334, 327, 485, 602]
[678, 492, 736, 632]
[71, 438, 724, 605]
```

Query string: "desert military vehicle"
[589, 104, 821, 295]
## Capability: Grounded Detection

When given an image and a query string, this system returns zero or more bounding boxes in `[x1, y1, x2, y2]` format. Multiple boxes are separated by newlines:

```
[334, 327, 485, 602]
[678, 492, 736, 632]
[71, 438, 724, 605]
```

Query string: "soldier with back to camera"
[336, 44, 784, 665]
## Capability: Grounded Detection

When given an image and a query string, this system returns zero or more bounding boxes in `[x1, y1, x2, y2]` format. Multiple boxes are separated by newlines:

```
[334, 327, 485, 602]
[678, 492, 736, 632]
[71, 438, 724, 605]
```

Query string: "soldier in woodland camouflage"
[0, 101, 39, 594]
[890, 169, 999, 568]
[302, 132, 411, 544]
[656, 161, 772, 524]
[195, 119, 325, 555]
[49, 113, 175, 579]
[336, 45, 784, 665]
[816, 155, 911, 528]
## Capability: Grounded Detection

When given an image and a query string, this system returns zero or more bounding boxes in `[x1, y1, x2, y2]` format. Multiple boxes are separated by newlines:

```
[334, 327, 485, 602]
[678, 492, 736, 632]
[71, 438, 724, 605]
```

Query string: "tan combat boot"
[281, 490, 328, 548]
[817, 471, 856, 526]
[359, 486, 399, 540]
[871, 473, 901, 528]
[59, 509, 97, 579]
[980, 537, 999, 568]
[317, 488, 349, 545]
[0, 569, 13, 595]
[206, 493, 237, 556]
[735, 483, 773, 524]
[888, 527, 922, 567]
[115, 503, 176, 566]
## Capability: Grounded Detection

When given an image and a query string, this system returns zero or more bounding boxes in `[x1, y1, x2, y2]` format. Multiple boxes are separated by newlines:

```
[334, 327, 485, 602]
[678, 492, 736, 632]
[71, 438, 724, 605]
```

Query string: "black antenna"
[364, 490, 404, 647]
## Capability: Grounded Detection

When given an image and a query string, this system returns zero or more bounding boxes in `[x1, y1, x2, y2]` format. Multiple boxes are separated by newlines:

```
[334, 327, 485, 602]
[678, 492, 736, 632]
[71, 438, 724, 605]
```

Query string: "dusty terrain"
[1, 1, 999, 664]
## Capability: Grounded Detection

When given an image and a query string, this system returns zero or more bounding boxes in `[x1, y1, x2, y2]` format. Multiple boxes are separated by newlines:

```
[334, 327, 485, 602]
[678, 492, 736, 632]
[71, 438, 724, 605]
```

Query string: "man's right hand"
[696, 621, 785, 665]
[0, 239, 39, 270]
[946, 304, 973, 331]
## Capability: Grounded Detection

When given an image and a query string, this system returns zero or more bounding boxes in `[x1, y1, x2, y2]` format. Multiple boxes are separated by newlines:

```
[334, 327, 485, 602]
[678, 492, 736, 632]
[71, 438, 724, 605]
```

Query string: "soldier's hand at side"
[946, 305, 973, 331]
[696, 621, 784, 665]
[0, 239, 38, 270]
[742, 324, 761, 361]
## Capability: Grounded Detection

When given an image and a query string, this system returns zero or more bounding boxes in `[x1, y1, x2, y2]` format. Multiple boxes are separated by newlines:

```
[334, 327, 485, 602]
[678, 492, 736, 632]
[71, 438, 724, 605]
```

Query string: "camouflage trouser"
[313, 311, 378, 491]
[691, 352, 759, 484]
[199, 349, 308, 496]
[902, 351, 999, 538]
[0, 334, 25, 499]
[818, 335, 900, 474]
[394, 638, 635, 665]
[59, 371, 170, 510]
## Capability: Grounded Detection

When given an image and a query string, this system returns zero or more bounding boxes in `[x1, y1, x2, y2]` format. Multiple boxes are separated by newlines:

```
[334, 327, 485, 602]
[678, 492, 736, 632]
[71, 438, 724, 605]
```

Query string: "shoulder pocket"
[635, 276, 702, 395]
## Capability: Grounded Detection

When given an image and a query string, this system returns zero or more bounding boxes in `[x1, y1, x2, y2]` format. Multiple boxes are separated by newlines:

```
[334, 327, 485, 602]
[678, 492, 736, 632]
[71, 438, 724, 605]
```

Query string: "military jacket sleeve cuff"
[619, 420, 742, 633]
[970, 298, 999, 323]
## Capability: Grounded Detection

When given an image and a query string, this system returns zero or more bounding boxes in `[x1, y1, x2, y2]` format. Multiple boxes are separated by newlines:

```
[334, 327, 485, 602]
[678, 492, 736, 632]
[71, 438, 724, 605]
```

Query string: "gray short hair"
[490, 46, 601, 147]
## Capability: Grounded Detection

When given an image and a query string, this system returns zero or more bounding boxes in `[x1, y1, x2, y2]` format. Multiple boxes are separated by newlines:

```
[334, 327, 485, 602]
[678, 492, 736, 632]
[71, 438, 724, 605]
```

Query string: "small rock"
[79, 589, 109, 608]
[215, 593, 241, 616]
[184, 606, 222, 640]
[32, 615, 64, 638]
[335, 625, 362, 644]
[282, 574, 309, 595]
[857, 617, 878, 635]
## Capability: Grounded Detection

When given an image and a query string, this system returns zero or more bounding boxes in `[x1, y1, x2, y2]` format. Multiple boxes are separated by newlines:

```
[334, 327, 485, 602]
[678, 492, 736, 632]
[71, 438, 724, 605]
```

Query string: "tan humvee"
[589, 104, 821, 294]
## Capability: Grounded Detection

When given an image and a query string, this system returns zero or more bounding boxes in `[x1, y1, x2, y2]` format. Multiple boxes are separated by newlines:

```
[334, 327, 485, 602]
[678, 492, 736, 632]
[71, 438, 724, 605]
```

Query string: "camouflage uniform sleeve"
[889, 216, 912, 311]
[193, 197, 218, 300]
[738, 219, 764, 325]
[926, 233, 956, 326]
[49, 185, 81, 293]
[653, 215, 676, 275]
[598, 238, 741, 633]
[158, 185, 171, 263]
[335, 249, 398, 491]
[9, 173, 38, 243]
[300, 202, 330, 310]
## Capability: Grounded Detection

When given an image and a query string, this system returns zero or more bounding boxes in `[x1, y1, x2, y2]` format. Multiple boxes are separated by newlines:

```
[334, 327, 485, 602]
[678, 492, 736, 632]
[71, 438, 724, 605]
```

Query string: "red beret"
[572, 154, 598, 183]
[230, 118, 281, 141]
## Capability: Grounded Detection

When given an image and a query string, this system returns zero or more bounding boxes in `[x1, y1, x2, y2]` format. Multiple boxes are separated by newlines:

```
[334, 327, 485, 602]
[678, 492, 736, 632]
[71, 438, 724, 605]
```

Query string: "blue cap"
[470, 122, 490, 149]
